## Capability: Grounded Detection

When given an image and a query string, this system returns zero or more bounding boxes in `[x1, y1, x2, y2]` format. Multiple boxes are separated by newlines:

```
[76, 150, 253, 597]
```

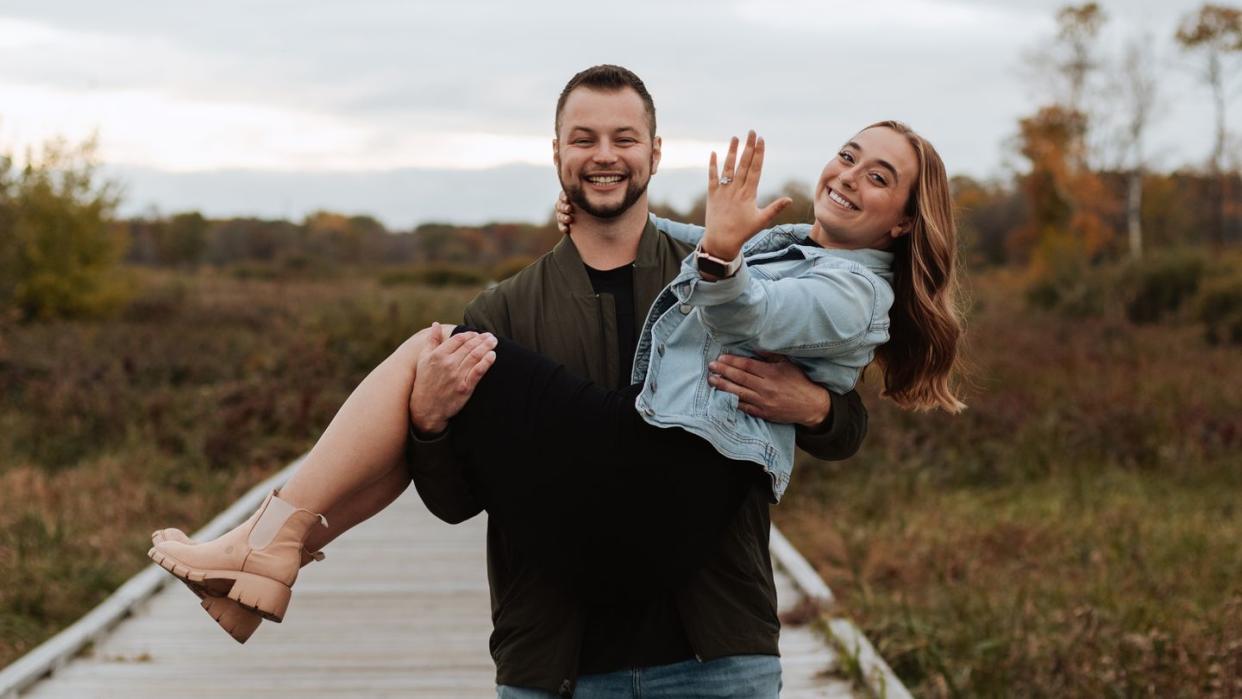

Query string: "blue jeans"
[497, 655, 782, 698]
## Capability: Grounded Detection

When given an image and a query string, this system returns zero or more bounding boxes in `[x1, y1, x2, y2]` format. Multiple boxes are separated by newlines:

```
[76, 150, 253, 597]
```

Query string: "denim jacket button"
[678, 303, 692, 315]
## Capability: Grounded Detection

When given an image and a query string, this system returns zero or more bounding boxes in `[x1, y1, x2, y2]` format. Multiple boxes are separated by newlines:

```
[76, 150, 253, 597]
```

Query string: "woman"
[149, 122, 965, 642]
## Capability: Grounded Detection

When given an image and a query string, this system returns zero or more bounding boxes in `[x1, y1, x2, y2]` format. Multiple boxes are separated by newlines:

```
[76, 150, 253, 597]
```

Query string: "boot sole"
[147, 546, 292, 623]
[151, 531, 263, 643]
[200, 596, 263, 643]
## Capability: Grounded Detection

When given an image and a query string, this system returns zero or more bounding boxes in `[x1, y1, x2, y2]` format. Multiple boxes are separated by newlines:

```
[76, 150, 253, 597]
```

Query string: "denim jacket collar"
[745, 226, 895, 281]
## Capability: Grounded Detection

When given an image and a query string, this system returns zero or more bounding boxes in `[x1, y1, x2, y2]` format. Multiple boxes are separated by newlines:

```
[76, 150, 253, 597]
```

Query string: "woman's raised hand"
[703, 131, 792, 261]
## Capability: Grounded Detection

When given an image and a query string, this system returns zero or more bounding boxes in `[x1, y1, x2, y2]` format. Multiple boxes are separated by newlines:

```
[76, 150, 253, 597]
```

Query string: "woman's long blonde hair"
[868, 121, 965, 413]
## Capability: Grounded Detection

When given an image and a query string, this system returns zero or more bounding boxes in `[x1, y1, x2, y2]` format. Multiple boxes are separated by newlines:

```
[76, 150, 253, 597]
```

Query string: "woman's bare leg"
[145, 325, 503, 629]
[277, 324, 489, 517]
[303, 461, 411, 551]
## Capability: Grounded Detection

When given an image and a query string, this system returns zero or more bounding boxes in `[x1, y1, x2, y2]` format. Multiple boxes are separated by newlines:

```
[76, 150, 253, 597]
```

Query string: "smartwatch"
[695, 243, 742, 279]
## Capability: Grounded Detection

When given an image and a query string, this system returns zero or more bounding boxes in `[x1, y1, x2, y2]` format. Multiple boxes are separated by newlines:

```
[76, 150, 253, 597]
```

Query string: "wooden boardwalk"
[17, 489, 872, 698]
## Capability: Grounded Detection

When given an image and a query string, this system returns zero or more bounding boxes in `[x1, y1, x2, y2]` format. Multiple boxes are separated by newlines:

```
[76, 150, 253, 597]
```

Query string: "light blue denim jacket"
[633, 216, 894, 501]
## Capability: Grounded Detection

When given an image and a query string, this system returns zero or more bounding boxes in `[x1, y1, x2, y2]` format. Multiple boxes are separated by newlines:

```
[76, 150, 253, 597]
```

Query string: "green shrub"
[1196, 273, 1242, 345]
[1022, 232, 1113, 318]
[1024, 262, 1111, 318]
[378, 264, 487, 288]
[1123, 251, 1206, 324]
[0, 139, 131, 321]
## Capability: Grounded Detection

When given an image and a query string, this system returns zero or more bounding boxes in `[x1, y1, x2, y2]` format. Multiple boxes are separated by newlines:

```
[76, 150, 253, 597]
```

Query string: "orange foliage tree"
[1010, 106, 1118, 274]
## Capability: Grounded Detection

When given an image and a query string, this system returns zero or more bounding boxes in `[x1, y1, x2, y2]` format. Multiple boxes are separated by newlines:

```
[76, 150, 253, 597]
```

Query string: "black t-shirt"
[580, 262, 694, 673]
[585, 263, 639, 388]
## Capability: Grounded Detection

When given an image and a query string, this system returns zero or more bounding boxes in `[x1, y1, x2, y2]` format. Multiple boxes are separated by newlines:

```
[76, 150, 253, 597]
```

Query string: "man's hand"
[409, 324, 498, 435]
[707, 353, 831, 427]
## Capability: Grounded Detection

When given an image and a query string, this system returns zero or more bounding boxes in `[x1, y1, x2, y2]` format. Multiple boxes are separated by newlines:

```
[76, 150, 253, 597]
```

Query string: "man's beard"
[559, 168, 650, 219]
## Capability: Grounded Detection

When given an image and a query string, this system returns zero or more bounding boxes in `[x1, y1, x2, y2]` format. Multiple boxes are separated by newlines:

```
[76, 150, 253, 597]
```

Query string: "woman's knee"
[395, 324, 442, 362]
[408, 322, 458, 348]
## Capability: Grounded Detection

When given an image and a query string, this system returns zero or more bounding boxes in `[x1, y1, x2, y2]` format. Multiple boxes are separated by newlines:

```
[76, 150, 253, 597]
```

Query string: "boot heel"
[227, 573, 292, 623]
[202, 596, 264, 643]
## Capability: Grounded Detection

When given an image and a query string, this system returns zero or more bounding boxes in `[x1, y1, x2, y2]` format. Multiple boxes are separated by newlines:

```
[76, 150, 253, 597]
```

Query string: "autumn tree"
[1023, 3, 1108, 167]
[1012, 107, 1079, 254]
[1176, 3, 1242, 245]
[1009, 3, 1128, 310]
[0, 138, 130, 321]
[1055, 3, 1108, 123]
[1011, 106, 1118, 306]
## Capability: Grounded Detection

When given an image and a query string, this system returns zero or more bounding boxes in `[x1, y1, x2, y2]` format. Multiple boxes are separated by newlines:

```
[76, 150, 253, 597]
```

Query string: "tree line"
[122, 210, 560, 273]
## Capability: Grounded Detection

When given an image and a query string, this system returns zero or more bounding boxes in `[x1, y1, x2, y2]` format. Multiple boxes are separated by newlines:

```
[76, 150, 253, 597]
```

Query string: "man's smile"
[584, 173, 627, 189]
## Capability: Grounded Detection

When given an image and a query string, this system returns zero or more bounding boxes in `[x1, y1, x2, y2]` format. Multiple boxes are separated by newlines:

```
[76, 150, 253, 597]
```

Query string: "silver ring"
[718, 176, 733, 185]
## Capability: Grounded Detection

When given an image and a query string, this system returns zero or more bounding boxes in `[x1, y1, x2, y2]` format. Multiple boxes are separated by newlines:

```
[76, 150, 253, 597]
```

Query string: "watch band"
[695, 243, 742, 278]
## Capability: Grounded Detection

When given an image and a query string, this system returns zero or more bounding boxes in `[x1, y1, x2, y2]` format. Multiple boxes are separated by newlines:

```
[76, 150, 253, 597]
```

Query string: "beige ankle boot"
[151, 528, 324, 643]
[148, 490, 327, 623]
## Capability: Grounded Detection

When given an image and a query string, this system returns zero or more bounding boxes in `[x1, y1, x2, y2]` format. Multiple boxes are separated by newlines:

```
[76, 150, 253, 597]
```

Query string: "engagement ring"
[718, 176, 733, 185]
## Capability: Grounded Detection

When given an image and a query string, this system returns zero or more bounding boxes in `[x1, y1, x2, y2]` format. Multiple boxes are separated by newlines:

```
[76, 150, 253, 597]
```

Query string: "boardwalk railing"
[770, 528, 911, 699]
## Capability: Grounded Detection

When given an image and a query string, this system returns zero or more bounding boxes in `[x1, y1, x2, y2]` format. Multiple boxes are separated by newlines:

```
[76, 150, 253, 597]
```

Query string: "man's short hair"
[555, 64, 657, 138]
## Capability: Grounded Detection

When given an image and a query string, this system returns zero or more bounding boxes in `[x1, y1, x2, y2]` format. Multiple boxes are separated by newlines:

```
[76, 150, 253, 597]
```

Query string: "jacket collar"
[750, 232, 895, 282]
[549, 217, 667, 297]
[813, 246, 894, 279]
[799, 226, 896, 277]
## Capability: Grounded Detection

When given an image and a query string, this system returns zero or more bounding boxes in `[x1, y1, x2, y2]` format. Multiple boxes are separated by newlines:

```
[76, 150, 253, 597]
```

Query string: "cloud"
[0, 83, 363, 171]
[734, 0, 1038, 33]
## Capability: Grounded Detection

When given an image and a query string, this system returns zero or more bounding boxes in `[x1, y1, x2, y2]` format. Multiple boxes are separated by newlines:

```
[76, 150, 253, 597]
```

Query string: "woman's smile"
[826, 188, 860, 212]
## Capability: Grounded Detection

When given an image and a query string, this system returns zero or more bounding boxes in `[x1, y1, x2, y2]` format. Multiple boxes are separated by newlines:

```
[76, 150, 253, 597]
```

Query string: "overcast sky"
[0, 0, 1229, 226]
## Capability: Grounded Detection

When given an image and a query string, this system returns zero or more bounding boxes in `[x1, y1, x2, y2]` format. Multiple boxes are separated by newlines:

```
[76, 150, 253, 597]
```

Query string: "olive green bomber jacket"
[407, 219, 868, 695]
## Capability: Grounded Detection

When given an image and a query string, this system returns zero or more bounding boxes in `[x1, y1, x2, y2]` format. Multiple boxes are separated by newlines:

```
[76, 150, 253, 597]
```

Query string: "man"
[407, 65, 867, 697]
